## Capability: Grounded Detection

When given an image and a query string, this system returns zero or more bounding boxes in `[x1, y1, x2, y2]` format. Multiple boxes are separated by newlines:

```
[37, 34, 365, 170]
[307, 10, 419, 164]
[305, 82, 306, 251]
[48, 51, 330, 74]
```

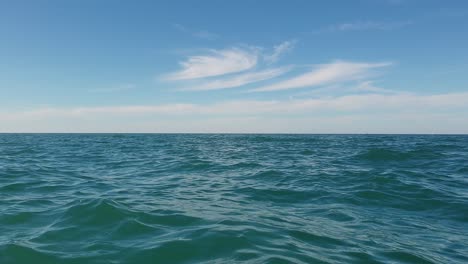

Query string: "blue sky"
[1, 0, 468, 133]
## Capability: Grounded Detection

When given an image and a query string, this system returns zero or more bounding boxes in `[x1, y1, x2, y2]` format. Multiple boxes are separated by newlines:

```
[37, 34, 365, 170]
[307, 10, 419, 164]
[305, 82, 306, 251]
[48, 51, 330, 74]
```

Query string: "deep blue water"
[1, 134, 468, 263]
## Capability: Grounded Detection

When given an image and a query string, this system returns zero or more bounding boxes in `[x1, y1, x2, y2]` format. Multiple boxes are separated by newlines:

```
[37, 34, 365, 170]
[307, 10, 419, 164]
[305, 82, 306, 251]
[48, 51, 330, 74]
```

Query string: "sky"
[1, 0, 468, 133]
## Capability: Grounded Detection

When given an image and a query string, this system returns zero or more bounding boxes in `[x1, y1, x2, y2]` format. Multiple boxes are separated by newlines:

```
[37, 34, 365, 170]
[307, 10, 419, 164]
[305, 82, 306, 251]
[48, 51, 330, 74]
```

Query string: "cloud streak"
[250, 61, 391, 92]
[165, 47, 258, 80]
[264, 40, 296, 63]
[181, 67, 290, 91]
[325, 21, 412, 32]
[3, 92, 467, 118]
[2, 92, 467, 133]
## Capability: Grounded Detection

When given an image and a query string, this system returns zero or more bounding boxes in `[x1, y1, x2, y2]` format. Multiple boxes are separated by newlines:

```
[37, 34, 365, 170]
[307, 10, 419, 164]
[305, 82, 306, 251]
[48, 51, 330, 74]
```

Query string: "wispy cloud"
[181, 67, 290, 91]
[164, 42, 391, 95]
[165, 47, 259, 80]
[250, 61, 391, 92]
[318, 20, 412, 33]
[264, 40, 296, 64]
[173, 23, 218, 40]
[290, 80, 397, 98]
[350, 81, 396, 93]
[2, 92, 467, 133]
[4, 92, 468, 117]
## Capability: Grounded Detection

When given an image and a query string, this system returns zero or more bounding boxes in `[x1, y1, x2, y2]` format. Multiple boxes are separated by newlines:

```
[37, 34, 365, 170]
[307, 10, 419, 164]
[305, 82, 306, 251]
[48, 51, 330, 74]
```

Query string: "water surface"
[1, 134, 467, 263]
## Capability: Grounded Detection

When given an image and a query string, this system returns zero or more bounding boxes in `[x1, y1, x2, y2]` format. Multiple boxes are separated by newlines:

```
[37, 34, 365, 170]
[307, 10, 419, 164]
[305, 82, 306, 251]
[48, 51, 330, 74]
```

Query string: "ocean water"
[1, 134, 467, 264]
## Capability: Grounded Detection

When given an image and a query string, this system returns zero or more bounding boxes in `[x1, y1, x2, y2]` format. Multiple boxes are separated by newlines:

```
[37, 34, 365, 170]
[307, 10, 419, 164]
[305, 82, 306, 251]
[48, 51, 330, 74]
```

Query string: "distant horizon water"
[1, 132, 468, 135]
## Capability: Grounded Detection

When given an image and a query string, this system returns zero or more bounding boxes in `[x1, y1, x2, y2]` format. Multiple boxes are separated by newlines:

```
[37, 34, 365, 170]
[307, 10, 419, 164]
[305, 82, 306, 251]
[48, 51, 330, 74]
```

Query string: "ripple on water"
[0, 244, 61, 264]
[1, 134, 468, 263]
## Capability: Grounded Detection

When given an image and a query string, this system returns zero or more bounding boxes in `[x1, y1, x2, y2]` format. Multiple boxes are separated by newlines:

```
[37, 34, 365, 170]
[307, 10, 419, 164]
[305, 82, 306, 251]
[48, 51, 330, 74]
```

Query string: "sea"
[1, 134, 467, 263]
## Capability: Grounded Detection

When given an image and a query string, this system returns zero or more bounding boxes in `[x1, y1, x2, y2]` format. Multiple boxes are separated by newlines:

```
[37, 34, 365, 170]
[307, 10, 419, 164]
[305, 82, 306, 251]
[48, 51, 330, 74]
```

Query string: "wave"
[355, 147, 443, 162]
[1, 134, 467, 263]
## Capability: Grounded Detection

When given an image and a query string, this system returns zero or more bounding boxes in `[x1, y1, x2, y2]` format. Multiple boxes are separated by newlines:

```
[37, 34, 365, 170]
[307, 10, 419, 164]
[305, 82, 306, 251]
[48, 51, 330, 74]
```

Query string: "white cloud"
[165, 47, 258, 80]
[182, 67, 290, 91]
[1, 92, 467, 133]
[2, 91, 467, 117]
[250, 61, 391, 92]
[290, 81, 397, 98]
[3, 114, 464, 134]
[264, 40, 296, 63]
[350, 81, 396, 93]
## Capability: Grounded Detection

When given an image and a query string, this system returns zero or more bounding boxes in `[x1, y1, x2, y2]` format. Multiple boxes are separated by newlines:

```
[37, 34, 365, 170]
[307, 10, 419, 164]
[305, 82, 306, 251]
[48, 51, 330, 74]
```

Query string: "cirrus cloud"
[181, 67, 291, 91]
[264, 40, 296, 64]
[250, 61, 391, 92]
[165, 47, 259, 80]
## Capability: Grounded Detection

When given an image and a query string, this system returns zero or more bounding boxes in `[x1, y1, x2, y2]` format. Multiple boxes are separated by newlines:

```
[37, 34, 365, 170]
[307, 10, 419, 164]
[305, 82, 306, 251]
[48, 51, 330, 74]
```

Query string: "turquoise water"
[1, 134, 468, 263]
